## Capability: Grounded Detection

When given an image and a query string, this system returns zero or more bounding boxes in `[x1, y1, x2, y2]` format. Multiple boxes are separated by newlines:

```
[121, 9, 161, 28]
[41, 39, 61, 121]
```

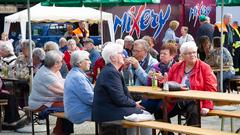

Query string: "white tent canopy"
[4, 3, 115, 42]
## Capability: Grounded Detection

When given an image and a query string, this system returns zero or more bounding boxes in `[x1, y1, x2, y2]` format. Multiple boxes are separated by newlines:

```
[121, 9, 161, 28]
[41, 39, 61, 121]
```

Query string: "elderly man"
[124, 35, 134, 57]
[214, 13, 234, 56]
[83, 38, 101, 69]
[232, 21, 240, 74]
[124, 39, 158, 86]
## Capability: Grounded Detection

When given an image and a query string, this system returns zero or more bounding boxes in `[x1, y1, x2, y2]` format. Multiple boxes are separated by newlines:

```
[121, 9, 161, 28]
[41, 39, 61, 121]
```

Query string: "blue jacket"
[124, 54, 158, 86]
[92, 63, 142, 122]
[64, 67, 94, 124]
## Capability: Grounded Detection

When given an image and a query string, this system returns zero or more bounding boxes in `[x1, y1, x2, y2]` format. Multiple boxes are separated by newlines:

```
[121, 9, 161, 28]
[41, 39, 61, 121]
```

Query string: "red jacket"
[168, 59, 217, 110]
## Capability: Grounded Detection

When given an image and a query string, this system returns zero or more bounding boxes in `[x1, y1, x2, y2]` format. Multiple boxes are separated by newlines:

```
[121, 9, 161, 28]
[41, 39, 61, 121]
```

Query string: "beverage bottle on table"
[128, 71, 134, 86]
[151, 69, 158, 90]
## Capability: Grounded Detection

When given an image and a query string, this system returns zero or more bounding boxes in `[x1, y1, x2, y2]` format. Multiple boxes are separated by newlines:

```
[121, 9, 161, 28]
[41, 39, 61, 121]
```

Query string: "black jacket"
[92, 63, 142, 122]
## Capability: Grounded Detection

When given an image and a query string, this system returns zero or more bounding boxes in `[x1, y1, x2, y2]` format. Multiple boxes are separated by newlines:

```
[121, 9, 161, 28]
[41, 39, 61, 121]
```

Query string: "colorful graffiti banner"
[188, 1, 212, 27]
[113, 4, 171, 39]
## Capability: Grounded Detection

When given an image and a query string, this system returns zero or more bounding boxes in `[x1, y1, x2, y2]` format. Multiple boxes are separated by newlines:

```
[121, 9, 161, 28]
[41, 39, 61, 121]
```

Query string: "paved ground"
[1, 107, 240, 135]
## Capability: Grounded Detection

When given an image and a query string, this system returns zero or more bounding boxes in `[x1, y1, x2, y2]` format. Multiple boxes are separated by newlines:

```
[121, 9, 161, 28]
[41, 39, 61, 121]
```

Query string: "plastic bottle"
[2, 63, 9, 78]
[163, 82, 169, 92]
[151, 69, 158, 90]
[128, 71, 134, 86]
[163, 73, 169, 92]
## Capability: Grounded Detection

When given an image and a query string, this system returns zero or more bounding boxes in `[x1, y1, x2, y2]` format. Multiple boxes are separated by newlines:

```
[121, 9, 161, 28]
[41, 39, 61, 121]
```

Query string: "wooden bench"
[122, 120, 238, 135]
[0, 99, 8, 132]
[23, 106, 51, 135]
[207, 110, 240, 132]
[49, 112, 99, 135]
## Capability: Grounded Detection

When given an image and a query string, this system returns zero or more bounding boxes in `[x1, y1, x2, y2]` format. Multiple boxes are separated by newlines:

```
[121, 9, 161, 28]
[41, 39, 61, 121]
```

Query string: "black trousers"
[155, 100, 200, 126]
[98, 122, 127, 135]
[0, 92, 20, 123]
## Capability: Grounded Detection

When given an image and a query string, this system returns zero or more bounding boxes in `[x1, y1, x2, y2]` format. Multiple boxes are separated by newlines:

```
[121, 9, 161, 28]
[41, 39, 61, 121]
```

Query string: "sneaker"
[2, 115, 27, 130]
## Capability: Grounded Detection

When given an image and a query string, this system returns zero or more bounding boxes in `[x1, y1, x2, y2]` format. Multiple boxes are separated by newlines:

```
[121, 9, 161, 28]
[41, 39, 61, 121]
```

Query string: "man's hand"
[126, 57, 139, 69]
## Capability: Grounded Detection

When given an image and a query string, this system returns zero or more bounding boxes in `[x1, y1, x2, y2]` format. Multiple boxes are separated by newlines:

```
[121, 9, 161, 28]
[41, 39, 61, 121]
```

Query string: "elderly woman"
[64, 39, 81, 70]
[0, 41, 17, 68]
[162, 20, 180, 43]
[32, 48, 45, 74]
[205, 37, 235, 92]
[59, 37, 68, 53]
[140, 43, 177, 118]
[166, 41, 217, 126]
[64, 50, 94, 124]
[44, 41, 68, 78]
[15, 39, 35, 79]
[147, 42, 177, 86]
[29, 50, 73, 135]
[124, 35, 134, 57]
[92, 42, 151, 135]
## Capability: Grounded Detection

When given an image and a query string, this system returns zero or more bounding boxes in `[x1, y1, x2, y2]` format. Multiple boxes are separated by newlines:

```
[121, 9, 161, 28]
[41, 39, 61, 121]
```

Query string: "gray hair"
[21, 39, 35, 49]
[33, 48, 45, 61]
[0, 41, 14, 55]
[70, 50, 89, 67]
[224, 13, 232, 19]
[180, 41, 198, 54]
[44, 50, 63, 68]
[116, 39, 124, 48]
[44, 41, 59, 51]
[59, 37, 67, 44]
[134, 39, 150, 52]
[124, 35, 134, 42]
[102, 42, 123, 64]
[68, 39, 76, 46]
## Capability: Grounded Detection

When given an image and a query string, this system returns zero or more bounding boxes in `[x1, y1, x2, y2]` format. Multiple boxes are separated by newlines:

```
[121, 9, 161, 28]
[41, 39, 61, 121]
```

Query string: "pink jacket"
[168, 59, 217, 110]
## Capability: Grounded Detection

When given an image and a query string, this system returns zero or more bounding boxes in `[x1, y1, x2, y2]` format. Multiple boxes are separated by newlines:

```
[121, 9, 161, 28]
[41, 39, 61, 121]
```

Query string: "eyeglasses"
[183, 51, 197, 56]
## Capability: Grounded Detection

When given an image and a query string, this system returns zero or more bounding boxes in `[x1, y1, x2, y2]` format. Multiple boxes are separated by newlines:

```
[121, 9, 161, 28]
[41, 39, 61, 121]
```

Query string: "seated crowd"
[0, 15, 238, 135]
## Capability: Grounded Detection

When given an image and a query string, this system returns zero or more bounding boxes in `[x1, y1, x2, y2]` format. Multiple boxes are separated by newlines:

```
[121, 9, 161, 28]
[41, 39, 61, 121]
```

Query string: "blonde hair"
[169, 20, 179, 30]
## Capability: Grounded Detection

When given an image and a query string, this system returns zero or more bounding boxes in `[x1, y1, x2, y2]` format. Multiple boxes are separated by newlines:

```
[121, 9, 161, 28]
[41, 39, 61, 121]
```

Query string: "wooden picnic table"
[211, 66, 232, 72]
[128, 86, 240, 129]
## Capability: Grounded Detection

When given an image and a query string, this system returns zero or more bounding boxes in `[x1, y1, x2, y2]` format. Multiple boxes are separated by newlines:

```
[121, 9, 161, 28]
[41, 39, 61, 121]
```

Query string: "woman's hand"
[136, 101, 145, 110]
[201, 108, 210, 115]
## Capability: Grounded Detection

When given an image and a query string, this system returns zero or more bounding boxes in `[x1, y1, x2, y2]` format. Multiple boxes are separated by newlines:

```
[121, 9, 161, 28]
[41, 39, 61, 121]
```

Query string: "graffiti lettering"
[188, 1, 212, 27]
[114, 5, 171, 39]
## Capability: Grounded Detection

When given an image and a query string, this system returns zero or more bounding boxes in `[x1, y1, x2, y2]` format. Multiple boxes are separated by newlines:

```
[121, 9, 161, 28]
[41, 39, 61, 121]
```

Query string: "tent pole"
[100, 1, 103, 46]
[220, 0, 224, 92]
[27, 0, 33, 93]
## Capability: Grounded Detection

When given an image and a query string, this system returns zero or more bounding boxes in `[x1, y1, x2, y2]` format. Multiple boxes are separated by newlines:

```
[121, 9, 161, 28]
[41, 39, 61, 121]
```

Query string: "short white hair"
[70, 50, 89, 67]
[59, 37, 67, 43]
[44, 41, 59, 51]
[116, 39, 124, 48]
[180, 41, 198, 54]
[0, 41, 14, 55]
[68, 39, 76, 46]
[33, 48, 45, 60]
[102, 42, 123, 64]
[224, 13, 232, 19]
[124, 35, 134, 42]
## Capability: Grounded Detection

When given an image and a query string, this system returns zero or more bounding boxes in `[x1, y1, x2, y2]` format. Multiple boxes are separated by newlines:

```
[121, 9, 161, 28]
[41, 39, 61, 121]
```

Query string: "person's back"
[64, 67, 94, 124]
[92, 63, 142, 122]
[29, 66, 63, 110]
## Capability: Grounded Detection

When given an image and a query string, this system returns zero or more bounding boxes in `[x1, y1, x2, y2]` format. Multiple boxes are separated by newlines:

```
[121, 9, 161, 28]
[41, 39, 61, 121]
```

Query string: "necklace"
[184, 67, 193, 74]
